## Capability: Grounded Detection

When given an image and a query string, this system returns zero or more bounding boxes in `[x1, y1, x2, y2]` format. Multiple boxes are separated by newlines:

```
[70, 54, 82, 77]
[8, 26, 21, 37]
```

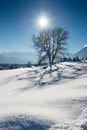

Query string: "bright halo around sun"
[37, 16, 49, 28]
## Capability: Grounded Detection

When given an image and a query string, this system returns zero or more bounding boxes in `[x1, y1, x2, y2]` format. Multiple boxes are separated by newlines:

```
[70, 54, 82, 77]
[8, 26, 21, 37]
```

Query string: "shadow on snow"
[1, 63, 87, 93]
[16, 63, 87, 92]
[0, 115, 52, 130]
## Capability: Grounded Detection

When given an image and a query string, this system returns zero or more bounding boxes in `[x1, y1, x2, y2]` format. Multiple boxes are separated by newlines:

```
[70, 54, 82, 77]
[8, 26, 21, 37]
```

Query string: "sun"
[37, 16, 49, 28]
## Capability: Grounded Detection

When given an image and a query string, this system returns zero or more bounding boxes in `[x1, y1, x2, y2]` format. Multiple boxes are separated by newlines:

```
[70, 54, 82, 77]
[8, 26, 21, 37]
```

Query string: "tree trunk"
[49, 57, 52, 71]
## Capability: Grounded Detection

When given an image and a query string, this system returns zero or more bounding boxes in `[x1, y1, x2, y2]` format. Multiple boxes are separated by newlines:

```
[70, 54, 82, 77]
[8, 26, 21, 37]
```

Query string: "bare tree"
[32, 27, 68, 68]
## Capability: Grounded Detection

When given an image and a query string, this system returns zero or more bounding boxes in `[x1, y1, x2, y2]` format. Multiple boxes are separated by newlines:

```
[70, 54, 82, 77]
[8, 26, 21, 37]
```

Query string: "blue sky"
[0, 0, 87, 53]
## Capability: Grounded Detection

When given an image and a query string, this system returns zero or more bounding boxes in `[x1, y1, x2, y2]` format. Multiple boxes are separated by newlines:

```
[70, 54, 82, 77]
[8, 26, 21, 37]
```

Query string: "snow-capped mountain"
[0, 51, 37, 64]
[74, 46, 87, 59]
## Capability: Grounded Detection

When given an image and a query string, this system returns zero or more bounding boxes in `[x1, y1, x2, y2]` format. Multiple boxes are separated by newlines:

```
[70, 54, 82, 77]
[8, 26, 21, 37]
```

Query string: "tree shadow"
[37, 63, 87, 87]
[0, 65, 63, 90]
[0, 115, 52, 130]
[7, 63, 87, 93]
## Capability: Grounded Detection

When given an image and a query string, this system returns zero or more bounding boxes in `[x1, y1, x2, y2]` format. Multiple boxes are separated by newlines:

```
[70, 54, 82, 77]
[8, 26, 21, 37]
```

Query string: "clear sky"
[0, 0, 87, 53]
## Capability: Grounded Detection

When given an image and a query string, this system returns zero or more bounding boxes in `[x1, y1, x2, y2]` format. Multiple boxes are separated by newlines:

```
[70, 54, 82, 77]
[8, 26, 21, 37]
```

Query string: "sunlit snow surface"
[0, 62, 87, 130]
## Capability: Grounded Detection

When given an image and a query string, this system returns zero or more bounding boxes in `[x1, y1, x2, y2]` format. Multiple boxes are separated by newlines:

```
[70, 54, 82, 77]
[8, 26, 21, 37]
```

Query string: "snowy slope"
[0, 62, 87, 130]
[74, 46, 87, 59]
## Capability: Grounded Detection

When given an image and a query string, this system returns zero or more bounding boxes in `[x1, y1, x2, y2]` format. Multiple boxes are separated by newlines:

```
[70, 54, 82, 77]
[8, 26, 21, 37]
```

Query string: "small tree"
[32, 27, 68, 68]
[27, 61, 31, 67]
[73, 56, 81, 62]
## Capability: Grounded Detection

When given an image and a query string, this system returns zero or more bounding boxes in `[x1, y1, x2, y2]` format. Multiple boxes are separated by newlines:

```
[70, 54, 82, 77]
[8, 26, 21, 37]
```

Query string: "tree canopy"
[32, 27, 68, 67]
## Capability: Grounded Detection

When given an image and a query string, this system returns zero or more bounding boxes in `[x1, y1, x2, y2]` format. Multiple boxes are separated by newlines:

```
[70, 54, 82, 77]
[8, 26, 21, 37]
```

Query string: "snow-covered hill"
[0, 62, 87, 130]
[74, 46, 87, 59]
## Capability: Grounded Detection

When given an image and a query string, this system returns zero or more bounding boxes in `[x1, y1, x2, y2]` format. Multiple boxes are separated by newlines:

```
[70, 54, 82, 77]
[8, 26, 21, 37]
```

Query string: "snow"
[83, 44, 87, 48]
[0, 62, 87, 130]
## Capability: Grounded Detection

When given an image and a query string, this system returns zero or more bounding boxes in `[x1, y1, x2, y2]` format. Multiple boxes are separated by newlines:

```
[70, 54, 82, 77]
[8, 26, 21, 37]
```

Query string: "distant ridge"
[0, 54, 25, 64]
[0, 51, 37, 64]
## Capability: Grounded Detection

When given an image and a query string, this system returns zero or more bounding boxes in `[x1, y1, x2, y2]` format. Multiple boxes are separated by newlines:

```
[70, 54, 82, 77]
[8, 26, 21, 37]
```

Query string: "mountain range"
[0, 46, 87, 64]
[0, 51, 37, 64]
